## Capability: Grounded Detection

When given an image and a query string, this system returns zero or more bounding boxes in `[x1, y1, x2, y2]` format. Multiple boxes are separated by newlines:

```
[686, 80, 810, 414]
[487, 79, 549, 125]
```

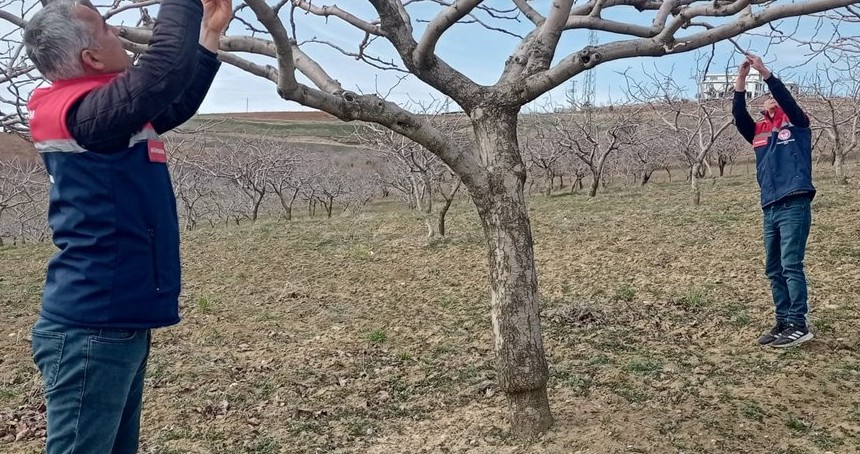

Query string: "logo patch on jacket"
[778, 129, 792, 141]
[148, 139, 167, 163]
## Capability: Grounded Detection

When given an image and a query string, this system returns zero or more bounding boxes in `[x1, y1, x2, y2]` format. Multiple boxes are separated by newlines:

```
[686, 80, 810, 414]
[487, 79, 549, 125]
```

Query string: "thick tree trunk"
[469, 107, 552, 439]
[835, 152, 848, 185]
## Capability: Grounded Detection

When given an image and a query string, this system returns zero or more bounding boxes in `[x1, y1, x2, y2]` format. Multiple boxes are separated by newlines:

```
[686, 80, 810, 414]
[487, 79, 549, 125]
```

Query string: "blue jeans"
[31, 317, 151, 454]
[763, 195, 812, 327]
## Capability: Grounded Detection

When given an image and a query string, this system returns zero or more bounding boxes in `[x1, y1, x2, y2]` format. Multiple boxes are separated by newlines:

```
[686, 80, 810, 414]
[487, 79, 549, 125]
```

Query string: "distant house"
[698, 68, 768, 100]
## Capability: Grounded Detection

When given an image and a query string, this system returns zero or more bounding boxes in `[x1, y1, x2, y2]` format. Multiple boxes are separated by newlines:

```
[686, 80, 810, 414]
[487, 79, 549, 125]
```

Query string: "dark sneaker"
[758, 323, 785, 346]
[771, 325, 813, 348]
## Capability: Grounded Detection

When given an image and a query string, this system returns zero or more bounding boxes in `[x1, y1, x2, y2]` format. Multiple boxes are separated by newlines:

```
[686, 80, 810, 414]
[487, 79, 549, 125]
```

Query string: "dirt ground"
[2, 171, 859, 454]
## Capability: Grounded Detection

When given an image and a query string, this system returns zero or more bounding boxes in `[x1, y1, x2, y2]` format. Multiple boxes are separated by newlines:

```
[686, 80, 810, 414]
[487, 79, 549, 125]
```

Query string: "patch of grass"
[561, 373, 593, 397]
[255, 381, 277, 400]
[437, 295, 457, 309]
[313, 238, 337, 250]
[612, 385, 650, 403]
[0, 389, 19, 401]
[368, 328, 387, 344]
[254, 312, 282, 322]
[679, 287, 708, 308]
[852, 404, 860, 423]
[247, 432, 281, 454]
[729, 311, 751, 328]
[396, 351, 413, 362]
[351, 243, 377, 260]
[551, 367, 594, 396]
[812, 432, 843, 450]
[625, 357, 662, 375]
[812, 315, 835, 335]
[741, 402, 767, 422]
[347, 417, 377, 437]
[614, 284, 636, 302]
[586, 354, 611, 366]
[288, 420, 322, 436]
[785, 416, 811, 434]
[560, 282, 572, 297]
[196, 295, 213, 313]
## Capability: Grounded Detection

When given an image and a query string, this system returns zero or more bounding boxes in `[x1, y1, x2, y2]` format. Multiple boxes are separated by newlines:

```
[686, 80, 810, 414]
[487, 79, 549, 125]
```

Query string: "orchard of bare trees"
[3, 0, 860, 439]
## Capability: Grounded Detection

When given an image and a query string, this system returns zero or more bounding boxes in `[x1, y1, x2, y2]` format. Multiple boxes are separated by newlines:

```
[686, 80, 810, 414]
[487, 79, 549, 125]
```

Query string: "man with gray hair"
[24, 0, 231, 452]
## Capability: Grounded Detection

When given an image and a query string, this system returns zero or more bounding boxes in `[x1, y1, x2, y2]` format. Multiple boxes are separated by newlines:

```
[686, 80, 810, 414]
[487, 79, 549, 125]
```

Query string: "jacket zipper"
[148, 228, 160, 291]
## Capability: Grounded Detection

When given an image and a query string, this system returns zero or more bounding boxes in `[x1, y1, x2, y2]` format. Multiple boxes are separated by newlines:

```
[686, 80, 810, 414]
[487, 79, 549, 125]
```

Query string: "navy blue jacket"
[27, 0, 220, 328]
[733, 76, 815, 208]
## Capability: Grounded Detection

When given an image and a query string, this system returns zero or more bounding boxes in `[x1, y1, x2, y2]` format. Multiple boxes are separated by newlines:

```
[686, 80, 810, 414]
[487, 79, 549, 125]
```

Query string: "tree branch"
[512, 0, 543, 25]
[414, 0, 482, 68]
[523, 0, 860, 103]
[290, 0, 382, 35]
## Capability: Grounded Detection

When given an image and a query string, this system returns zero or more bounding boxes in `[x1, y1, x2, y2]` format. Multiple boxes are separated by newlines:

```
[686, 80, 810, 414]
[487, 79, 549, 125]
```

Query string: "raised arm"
[732, 59, 756, 144]
[150, 0, 232, 133]
[67, 0, 204, 152]
[746, 54, 810, 129]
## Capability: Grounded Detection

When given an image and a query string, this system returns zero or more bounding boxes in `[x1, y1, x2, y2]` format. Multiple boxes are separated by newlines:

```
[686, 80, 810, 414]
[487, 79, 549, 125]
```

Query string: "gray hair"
[23, 1, 99, 82]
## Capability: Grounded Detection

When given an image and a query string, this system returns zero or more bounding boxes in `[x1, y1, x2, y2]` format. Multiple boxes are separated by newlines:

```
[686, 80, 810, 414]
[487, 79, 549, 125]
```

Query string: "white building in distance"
[699, 68, 768, 100]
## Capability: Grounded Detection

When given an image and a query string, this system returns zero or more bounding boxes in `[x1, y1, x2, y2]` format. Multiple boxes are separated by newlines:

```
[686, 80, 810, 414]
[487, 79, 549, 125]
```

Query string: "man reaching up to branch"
[23, 0, 231, 451]
[732, 53, 815, 348]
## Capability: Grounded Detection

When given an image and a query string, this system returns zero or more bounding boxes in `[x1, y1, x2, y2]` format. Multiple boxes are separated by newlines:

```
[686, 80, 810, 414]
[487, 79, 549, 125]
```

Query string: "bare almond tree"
[4, 0, 858, 437]
[628, 70, 733, 205]
[0, 158, 44, 245]
[712, 131, 746, 177]
[309, 161, 351, 218]
[208, 137, 286, 222]
[555, 106, 641, 197]
[166, 135, 221, 231]
[267, 146, 309, 221]
[355, 111, 466, 237]
[617, 123, 675, 186]
[0, 0, 38, 139]
[521, 116, 569, 197]
[804, 65, 860, 185]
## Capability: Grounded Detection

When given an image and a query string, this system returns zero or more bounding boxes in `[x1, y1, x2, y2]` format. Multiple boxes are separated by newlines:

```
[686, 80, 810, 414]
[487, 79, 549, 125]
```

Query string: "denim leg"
[763, 208, 790, 324]
[31, 317, 150, 454]
[776, 197, 812, 327]
[111, 332, 151, 454]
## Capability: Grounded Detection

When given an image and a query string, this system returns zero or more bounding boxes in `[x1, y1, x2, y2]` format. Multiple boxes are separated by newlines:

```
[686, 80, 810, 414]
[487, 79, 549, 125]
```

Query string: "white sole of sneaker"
[771, 332, 814, 348]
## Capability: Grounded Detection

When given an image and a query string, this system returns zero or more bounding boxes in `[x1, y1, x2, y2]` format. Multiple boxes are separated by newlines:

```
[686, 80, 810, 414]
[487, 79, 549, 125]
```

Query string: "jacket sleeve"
[765, 75, 810, 128]
[66, 0, 203, 152]
[151, 46, 221, 134]
[732, 91, 756, 144]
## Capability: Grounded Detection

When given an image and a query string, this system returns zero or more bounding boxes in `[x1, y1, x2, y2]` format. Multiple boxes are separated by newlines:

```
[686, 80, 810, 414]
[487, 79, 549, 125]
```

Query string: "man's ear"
[81, 48, 104, 72]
